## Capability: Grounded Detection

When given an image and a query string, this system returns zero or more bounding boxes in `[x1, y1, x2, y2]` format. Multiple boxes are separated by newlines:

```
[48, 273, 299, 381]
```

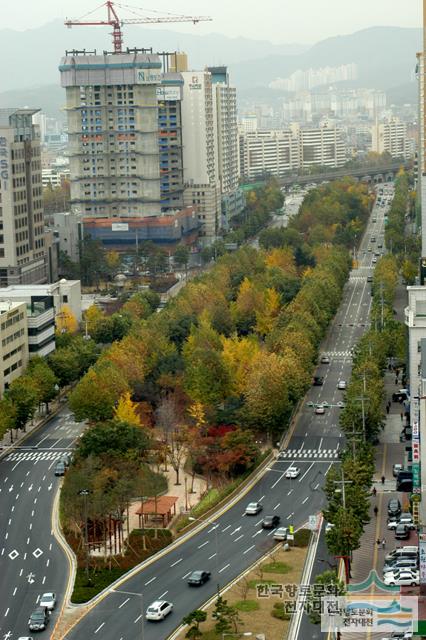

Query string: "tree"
[306, 570, 345, 625]
[167, 426, 190, 485]
[174, 245, 190, 275]
[244, 351, 290, 433]
[76, 420, 151, 459]
[56, 305, 78, 334]
[27, 357, 59, 409]
[182, 610, 207, 640]
[48, 347, 81, 386]
[0, 397, 17, 441]
[69, 363, 129, 422]
[114, 391, 143, 427]
[212, 596, 242, 634]
[6, 377, 40, 430]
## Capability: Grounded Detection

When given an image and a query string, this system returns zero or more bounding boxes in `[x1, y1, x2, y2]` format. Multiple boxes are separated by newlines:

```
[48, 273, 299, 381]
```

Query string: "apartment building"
[157, 73, 184, 212]
[0, 109, 47, 286]
[371, 117, 410, 159]
[0, 301, 29, 395]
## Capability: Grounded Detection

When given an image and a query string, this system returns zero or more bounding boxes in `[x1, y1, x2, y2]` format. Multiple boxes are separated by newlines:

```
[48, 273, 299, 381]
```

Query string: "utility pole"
[355, 395, 369, 442]
[379, 282, 385, 330]
[348, 423, 363, 459]
[78, 489, 91, 580]
[333, 469, 353, 583]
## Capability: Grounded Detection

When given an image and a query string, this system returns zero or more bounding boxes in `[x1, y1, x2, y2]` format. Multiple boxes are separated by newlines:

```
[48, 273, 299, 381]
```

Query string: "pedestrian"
[395, 377, 399, 385]
[386, 405, 389, 415]
[374, 506, 378, 517]
[382, 538, 386, 549]
[381, 475, 385, 484]
[372, 487, 377, 497]
[400, 411, 403, 421]
[376, 538, 381, 547]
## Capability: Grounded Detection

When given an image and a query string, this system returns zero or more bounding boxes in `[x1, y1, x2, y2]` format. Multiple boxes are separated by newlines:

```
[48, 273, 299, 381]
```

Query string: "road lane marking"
[182, 572, 191, 579]
[243, 545, 255, 554]
[219, 563, 230, 573]
[221, 525, 231, 533]
[94, 622, 105, 633]
[286, 512, 294, 520]
[302, 497, 309, 504]
[158, 591, 168, 599]
[234, 535, 244, 542]
[134, 614, 143, 623]
[170, 558, 182, 567]
[208, 553, 216, 559]
[298, 462, 315, 482]
[144, 577, 156, 586]
[198, 541, 209, 549]
[118, 597, 130, 608]
[273, 503, 280, 510]
[252, 530, 262, 538]
[270, 472, 285, 489]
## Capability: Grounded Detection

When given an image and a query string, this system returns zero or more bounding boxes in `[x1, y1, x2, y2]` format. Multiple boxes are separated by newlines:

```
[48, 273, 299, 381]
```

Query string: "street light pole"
[78, 489, 91, 580]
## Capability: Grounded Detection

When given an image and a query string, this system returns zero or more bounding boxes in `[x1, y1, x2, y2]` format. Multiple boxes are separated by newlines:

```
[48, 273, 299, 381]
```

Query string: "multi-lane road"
[0, 409, 84, 639]
[0, 186, 389, 640]
[61, 194, 387, 640]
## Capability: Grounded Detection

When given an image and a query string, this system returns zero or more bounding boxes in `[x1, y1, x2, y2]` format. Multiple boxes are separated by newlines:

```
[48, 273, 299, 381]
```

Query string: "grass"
[234, 599, 260, 612]
[262, 561, 292, 574]
[70, 528, 173, 603]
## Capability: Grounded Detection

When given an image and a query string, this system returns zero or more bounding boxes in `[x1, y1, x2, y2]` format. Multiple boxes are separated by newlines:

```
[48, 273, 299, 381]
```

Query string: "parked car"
[245, 502, 262, 515]
[285, 467, 300, 479]
[387, 498, 401, 518]
[261, 515, 281, 529]
[39, 592, 56, 611]
[28, 607, 49, 631]
[187, 570, 211, 586]
[145, 600, 173, 621]
[383, 569, 419, 586]
[385, 546, 418, 564]
[395, 524, 410, 540]
[392, 463, 403, 477]
[273, 527, 288, 541]
[383, 558, 418, 574]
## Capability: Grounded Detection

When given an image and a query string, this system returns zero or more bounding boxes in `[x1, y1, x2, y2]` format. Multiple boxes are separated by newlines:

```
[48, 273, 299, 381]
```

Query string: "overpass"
[276, 161, 410, 187]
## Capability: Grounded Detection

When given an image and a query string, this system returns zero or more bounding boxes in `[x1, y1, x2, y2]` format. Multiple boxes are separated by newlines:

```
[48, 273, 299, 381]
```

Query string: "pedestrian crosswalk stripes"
[5, 451, 64, 462]
[322, 351, 352, 357]
[277, 448, 339, 460]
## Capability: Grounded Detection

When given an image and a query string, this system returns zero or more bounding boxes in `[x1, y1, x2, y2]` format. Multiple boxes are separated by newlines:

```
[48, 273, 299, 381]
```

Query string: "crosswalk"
[278, 448, 340, 460]
[322, 350, 352, 358]
[5, 450, 65, 462]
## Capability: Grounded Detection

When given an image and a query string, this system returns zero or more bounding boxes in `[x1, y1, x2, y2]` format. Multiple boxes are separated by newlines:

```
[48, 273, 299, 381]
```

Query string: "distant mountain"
[230, 26, 421, 92]
[0, 19, 306, 93]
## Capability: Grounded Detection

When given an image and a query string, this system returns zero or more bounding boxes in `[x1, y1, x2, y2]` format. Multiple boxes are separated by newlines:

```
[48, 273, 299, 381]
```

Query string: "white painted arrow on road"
[230, 527, 241, 536]
[28, 484, 33, 492]
[48, 483, 53, 491]
[8, 485, 13, 492]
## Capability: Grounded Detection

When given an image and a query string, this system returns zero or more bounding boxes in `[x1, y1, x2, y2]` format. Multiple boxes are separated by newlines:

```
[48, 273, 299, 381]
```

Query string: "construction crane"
[65, 1, 212, 53]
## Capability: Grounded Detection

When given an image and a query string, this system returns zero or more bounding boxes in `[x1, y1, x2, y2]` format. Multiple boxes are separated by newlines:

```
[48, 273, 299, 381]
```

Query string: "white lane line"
[234, 534, 244, 543]
[42, 576, 46, 584]
[170, 558, 182, 567]
[286, 512, 295, 520]
[182, 572, 191, 580]
[94, 622, 105, 633]
[273, 503, 280, 510]
[259, 495, 265, 502]
[208, 553, 217, 560]
[287, 489, 293, 495]
[243, 545, 255, 554]
[118, 597, 130, 609]
[134, 614, 143, 623]
[158, 591, 168, 599]
[219, 563, 230, 573]
[144, 577, 156, 586]
[4, 608, 9, 617]
[198, 540, 209, 549]
[318, 438, 323, 451]
[11, 462, 21, 471]
[221, 525, 231, 533]
[271, 472, 285, 489]
[252, 530, 262, 538]
[255, 518, 263, 526]
[298, 462, 315, 482]
[314, 483, 320, 490]
[12, 587, 17, 596]
[302, 497, 309, 504]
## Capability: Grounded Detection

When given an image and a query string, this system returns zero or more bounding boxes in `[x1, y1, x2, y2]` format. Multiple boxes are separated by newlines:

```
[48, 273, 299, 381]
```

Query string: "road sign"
[309, 515, 318, 530]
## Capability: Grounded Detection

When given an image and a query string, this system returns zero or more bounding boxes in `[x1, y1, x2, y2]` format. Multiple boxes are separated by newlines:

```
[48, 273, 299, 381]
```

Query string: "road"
[62, 196, 386, 640]
[0, 408, 85, 639]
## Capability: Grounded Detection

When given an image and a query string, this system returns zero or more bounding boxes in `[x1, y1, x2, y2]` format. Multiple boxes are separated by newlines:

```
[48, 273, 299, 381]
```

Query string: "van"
[385, 546, 418, 563]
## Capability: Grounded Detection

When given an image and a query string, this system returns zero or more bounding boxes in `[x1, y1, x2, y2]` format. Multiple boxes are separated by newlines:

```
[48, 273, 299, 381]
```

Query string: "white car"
[285, 467, 300, 479]
[337, 380, 346, 390]
[383, 570, 419, 586]
[146, 600, 173, 621]
[39, 592, 56, 611]
[245, 501, 263, 515]
[315, 405, 325, 415]
[273, 527, 289, 541]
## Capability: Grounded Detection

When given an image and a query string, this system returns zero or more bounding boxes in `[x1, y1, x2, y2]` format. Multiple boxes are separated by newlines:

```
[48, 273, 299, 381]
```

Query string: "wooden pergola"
[135, 496, 178, 528]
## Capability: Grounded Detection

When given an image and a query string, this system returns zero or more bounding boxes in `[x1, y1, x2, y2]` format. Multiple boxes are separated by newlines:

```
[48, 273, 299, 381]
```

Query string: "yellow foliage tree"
[56, 305, 78, 334]
[221, 335, 260, 396]
[265, 248, 297, 277]
[84, 304, 105, 336]
[188, 401, 206, 430]
[255, 288, 281, 337]
[114, 391, 142, 427]
[106, 250, 121, 272]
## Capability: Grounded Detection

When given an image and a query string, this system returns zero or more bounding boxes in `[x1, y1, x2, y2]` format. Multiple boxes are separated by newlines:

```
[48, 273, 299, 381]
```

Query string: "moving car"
[392, 463, 403, 477]
[262, 515, 280, 529]
[39, 592, 56, 611]
[54, 461, 66, 477]
[285, 467, 300, 479]
[245, 502, 262, 515]
[313, 375, 324, 386]
[187, 570, 211, 586]
[320, 355, 330, 364]
[387, 498, 401, 518]
[395, 524, 410, 540]
[337, 380, 346, 390]
[383, 569, 419, 586]
[372, 257, 377, 264]
[367, 276, 373, 283]
[146, 600, 173, 621]
[28, 607, 49, 631]
[315, 405, 325, 415]
[273, 527, 288, 541]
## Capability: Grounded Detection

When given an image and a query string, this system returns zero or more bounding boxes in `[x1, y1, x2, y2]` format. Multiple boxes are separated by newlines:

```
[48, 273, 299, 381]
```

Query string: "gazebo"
[136, 496, 179, 528]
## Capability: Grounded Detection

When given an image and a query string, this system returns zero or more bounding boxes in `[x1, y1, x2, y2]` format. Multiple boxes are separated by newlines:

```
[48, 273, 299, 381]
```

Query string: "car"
[337, 380, 346, 390]
[367, 275, 373, 283]
[145, 600, 173, 621]
[54, 461, 66, 477]
[395, 524, 410, 540]
[273, 527, 289, 541]
[315, 405, 325, 415]
[285, 467, 300, 479]
[378, 243, 383, 249]
[187, 570, 211, 586]
[60, 453, 72, 467]
[245, 502, 263, 515]
[262, 515, 281, 529]
[393, 463, 403, 477]
[387, 519, 400, 530]
[387, 498, 401, 518]
[371, 236, 376, 242]
[372, 257, 377, 264]
[320, 355, 330, 364]
[399, 513, 415, 527]
[18, 638, 34, 640]
[313, 376, 324, 386]
[383, 569, 419, 586]
[372, 217, 377, 223]
[383, 558, 418, 574]
[28, 607, 49, 631]
[325, 522, 335, 533]
[39, 592, 56, 611]
[385, 546, 418, 563]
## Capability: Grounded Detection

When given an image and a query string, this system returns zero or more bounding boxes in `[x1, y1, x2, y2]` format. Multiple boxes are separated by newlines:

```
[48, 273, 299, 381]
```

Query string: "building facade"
[371, 117, 410, 159]
[0, 301, 29, 395]
[59, 51, 162, 221]
[0, 109, 47, 287]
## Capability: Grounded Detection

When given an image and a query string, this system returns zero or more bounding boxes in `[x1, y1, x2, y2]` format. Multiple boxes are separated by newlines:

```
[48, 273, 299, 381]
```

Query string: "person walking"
[372, 487, 377, 497]
[382, 538, 386, 549]
[374, 506, 378, 517]
[381, 475, 385, 484]
[400, 411, 404, 422]
[386, 405, 389, 415]
[377, 538, 381, 547]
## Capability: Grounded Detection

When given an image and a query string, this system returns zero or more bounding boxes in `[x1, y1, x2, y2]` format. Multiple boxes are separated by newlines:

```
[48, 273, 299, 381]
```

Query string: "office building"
[0, 301, 29, 395]
[181, 70, 221, 240]
[371, 117, 410, 159]
[0, 109, 47, 287]
[294, 123, 346, 168]
[157, 73, 184, 212]
[59, 50, 162, 221]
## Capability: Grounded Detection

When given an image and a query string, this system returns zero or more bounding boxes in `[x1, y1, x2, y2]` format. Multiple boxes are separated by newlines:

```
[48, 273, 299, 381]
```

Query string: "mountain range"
[0, 22, 421, 118]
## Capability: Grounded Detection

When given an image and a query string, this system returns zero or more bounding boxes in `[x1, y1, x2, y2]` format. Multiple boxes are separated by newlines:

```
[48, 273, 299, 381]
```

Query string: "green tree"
[7, 377, 40, 430]
[69, 362, 129, 422]
[306, 570, 345, 625]
[182, 609, 207, 639]
[173, 245, 190, 275]
[27, 357, 59, 409]
[212, 596, 242, 634]
[48, 347, 81, 386]
[77, 420, 151, 459]
[0, 397, 17, 441]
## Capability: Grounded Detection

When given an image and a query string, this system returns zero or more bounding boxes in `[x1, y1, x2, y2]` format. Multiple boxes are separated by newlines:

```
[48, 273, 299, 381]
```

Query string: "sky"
[2, 0, 422, 43]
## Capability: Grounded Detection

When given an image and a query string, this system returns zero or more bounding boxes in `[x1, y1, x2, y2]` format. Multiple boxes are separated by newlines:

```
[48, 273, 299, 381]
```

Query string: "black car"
[54, 461, 66, 477]
[387, 498, 401, 518]
[262, 515, 280, 529]
[187, 570, 211, 586]
[28, 606, 49, 631]
[313, 376, 324, 386]
[395, 524, 410, 540]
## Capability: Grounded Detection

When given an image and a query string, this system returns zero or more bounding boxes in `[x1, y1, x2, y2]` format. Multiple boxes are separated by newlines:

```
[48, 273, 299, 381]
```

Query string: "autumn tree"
[114, 391, 143, 427]
[56, 304, 79, 334]
[244, 351, 290, 433]
[69, 361, 129, 422]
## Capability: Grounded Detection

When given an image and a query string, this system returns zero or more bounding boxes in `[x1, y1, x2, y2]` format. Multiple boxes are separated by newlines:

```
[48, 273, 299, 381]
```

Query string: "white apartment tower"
[59, 50, 162, 222]
[0, 109, 47, 287]
[181, 70, 221, 240]
[371, 117, 410, 159]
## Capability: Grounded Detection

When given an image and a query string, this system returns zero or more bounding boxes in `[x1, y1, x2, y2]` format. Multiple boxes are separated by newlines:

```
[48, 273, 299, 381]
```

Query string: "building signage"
[136, 70, 162, 85]
[156, 86, 181, 101]
[419, 534, 426, 584]
[189, 75, 202, 90]
[111, 223, 129, 232]
[0, 136, 9, 190]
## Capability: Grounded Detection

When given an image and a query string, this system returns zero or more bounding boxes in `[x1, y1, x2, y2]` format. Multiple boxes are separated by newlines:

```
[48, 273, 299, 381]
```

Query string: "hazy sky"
[3, 0, 423, 43]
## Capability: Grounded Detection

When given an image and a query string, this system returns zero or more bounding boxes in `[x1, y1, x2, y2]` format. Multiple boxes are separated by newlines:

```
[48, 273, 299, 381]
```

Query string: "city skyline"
[1, 0, 422, 45]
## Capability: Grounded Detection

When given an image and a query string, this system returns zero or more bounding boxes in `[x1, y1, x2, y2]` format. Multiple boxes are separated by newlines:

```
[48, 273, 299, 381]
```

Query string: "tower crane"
[65, 1, 212, 53]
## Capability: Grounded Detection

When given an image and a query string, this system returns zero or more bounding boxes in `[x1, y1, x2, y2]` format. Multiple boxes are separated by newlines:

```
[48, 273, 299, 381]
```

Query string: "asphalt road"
[0, 407, 85, 639]
[63, 193, 388, 640]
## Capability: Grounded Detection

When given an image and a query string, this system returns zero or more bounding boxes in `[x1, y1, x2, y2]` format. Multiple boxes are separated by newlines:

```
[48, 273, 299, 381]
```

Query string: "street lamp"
[188, 516, 220, 592]
[78, 489, 91, 580]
